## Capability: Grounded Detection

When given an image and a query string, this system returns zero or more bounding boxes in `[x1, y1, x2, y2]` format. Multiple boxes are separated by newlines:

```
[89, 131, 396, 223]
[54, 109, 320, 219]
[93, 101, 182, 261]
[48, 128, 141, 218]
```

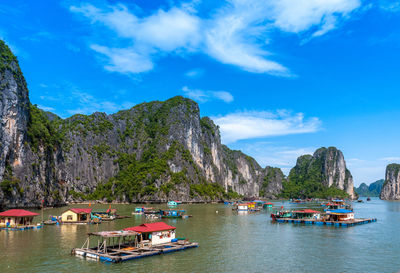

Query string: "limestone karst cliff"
[282, 147, 356, 199]
[0, 40, 286, 208]
[380, 164, 400, 200]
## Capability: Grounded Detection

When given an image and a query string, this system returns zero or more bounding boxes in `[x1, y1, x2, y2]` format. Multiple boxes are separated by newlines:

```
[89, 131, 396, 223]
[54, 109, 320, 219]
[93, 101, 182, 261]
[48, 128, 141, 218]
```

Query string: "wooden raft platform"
[72, 240, 199, 263]
[1, 224, 43, 231]
[275, 218, 377, 227]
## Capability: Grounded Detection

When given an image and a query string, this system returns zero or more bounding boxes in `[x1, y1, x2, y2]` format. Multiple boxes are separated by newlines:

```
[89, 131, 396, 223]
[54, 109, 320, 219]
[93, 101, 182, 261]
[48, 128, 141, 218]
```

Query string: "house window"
[67, 215, 73, 220]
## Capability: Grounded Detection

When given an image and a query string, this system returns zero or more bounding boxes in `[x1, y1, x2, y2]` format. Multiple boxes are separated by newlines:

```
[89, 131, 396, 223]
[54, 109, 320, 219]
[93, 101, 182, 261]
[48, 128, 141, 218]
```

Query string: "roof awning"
[0, 209, 39, 217]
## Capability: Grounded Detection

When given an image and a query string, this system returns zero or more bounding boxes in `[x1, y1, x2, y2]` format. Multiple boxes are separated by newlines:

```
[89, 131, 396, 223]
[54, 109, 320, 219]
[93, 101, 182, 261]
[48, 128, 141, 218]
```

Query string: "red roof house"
[69, 208, 92, 214]
[0, 209, 39, 227]
[124, 222, 176, 233]
[61, 208, 92, 223]
[0, 209, 39, 217]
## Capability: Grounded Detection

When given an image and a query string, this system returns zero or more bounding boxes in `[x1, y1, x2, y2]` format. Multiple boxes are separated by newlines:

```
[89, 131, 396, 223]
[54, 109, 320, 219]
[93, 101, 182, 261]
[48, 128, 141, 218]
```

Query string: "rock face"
[288, 147, 355, 199]
[380, 164, 400, 200]
[356, 179, 384, 197]
[0, 40, 285, 208]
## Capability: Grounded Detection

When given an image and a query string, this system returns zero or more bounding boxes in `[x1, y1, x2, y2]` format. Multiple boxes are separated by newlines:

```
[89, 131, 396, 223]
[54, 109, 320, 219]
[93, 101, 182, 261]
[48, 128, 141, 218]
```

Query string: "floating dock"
[72, 240, 198, 263]
[275, 218, 377, 227]
[72, 227, 198, 263]
[1, 224, 43, 231]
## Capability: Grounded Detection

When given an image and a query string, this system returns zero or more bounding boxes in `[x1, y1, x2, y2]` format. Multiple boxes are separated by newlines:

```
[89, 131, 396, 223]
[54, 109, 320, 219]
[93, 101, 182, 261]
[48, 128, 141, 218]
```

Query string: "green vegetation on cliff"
[0, 39, 28, 90]
[280, 153, 349, 199]
[27, 104, 63, 152]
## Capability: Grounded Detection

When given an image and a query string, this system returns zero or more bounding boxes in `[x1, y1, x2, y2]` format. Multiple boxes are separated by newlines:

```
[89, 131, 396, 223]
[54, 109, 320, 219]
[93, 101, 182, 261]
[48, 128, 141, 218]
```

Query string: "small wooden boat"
[367, 197, 371, 201]
[167, 201, 178, 206]
[270, 210, 292, 221]
[159, 209, 186, 219]
[263, 202, 273, 208]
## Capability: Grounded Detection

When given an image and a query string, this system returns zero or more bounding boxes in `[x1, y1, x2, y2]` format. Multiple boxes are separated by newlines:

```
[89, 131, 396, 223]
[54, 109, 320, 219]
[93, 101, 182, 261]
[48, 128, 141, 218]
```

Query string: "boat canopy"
[88, 230, 138, 238]
[327, 209, 353, 214]
[292, 209, 320, 214]
[124, 222, 176, 233]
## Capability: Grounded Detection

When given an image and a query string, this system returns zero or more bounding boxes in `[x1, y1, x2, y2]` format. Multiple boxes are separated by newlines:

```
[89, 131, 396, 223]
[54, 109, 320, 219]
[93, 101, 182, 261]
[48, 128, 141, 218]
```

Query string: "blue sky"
[1, 0, 400, 186]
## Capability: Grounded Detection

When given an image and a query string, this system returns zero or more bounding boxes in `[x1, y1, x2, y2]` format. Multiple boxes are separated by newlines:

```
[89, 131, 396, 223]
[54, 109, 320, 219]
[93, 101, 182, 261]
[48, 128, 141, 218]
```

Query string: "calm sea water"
[0, 198, 399, 273]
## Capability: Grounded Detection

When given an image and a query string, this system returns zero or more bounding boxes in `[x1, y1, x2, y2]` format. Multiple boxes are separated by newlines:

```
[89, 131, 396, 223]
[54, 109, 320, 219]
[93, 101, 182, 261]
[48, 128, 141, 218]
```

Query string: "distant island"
[355, 179, 384, 197]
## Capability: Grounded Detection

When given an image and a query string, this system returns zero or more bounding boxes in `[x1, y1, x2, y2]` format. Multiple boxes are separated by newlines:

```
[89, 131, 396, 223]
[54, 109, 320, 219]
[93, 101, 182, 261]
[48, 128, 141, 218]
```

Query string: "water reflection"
[1, 199, 400, 272]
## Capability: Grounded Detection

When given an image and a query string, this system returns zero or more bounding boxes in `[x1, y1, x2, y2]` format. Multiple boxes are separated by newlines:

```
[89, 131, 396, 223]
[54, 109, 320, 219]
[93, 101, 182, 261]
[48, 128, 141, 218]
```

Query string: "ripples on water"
[0, 198, 399, 273]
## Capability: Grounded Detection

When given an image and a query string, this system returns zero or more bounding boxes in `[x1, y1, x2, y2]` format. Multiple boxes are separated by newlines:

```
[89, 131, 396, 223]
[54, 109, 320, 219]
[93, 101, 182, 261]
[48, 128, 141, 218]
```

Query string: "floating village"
[0, 197, 377, 264]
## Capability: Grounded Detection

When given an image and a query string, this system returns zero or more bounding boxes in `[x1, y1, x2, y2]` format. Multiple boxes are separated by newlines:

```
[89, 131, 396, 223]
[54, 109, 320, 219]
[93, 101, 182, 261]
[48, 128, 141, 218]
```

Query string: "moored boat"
[263, 202, 273, 208]
[168, 201, 178, 206]
[270, 210, 292, 221]
[159, 209, 186, 218]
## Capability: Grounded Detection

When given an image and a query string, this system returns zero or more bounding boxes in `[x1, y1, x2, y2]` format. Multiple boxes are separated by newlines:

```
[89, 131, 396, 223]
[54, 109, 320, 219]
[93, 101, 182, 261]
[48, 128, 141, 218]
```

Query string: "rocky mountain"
[281, 147, 356, 199]
[355, 179, 384, 197]
[380, 164, 400, 200]
[0, 40, 286, 208]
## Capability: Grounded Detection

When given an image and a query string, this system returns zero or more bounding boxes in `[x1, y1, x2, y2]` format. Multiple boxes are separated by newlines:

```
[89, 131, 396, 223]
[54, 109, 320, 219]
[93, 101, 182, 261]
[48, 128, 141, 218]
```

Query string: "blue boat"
[167, 201, 178, 206]
[159, 209, 186, 218]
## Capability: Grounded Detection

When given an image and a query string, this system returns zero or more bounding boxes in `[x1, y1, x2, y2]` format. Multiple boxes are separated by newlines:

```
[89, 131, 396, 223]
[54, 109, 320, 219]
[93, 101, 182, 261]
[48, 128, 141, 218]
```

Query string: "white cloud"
[182, 86, 234, 103]
[36, 105, 55, 112]
[90, 45, 153, 74]
[70, 3, 200, 75]
[380, 157, 400, 162]
[69, 0, 362, 76]
[212, 110, 321, 143]
[269, 0, 361, 35]
[185, 68, 204, 78]
[379, 1, 400, 12]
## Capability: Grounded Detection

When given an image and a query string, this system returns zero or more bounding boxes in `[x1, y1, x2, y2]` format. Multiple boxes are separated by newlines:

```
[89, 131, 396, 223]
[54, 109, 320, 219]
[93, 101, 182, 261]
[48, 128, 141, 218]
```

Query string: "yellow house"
[61, 208, 92, 223]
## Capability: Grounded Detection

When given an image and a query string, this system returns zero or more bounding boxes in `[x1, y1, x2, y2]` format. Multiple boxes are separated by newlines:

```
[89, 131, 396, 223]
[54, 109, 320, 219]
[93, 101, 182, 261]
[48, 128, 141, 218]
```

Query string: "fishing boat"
[44, 215, 59, 225]
[71, 222, 198, 263]
[263, 202, 273, 208]
[92, 210, 116, 221]
[367, 197, 371, 201]
[270, 210, 292, 221]
[132, 207, 159, 215]
[159, 209, 186, 218]
[273, 208, 377, 227]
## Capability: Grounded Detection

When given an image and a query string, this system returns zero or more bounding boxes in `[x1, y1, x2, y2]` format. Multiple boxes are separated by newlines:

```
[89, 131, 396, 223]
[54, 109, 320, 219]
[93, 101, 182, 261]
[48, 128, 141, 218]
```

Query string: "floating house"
[326, 209, 354, 221]
[61, 208, 93, 224]
[0, 209, 41, 230]
[72, 222, 198, 263]
[291, 209, 321, 220]
[272, 208, 375, 227]
[124, 222, 176, 246]
[237, 204, 248, 211]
